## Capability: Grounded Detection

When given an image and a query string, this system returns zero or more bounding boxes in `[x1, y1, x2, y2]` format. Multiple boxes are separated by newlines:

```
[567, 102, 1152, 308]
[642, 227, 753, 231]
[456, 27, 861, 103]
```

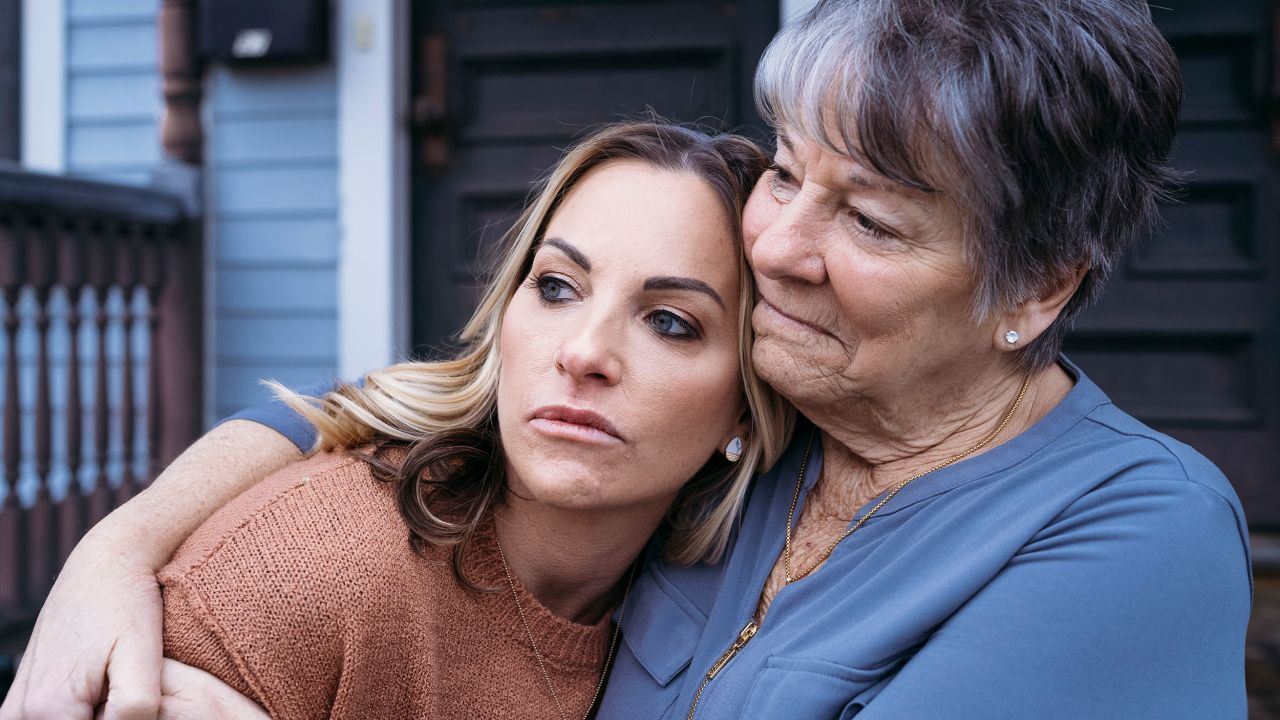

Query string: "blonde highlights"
[272, 121, 793, 569]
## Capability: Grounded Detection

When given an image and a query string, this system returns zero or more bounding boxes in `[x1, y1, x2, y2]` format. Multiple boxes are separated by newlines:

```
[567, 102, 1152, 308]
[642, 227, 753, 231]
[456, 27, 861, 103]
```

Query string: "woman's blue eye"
[649, 310, 697, 339]
[536, 276, 574, 302]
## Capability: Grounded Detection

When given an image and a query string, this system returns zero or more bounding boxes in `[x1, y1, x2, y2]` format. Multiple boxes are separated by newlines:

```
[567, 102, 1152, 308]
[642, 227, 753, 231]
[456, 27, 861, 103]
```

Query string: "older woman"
[3, 0, 1249, 718]
[592, 1, 1246, 717]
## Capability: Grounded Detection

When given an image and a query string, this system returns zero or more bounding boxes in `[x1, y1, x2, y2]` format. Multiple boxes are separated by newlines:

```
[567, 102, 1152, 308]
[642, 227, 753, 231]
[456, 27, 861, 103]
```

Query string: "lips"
[530, 405, 624, 443]
[757, 296, 830, 336]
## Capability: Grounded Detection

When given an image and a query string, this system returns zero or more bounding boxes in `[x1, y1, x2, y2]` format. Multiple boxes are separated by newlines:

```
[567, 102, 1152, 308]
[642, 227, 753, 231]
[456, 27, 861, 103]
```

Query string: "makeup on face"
[496, 161, 748, 516]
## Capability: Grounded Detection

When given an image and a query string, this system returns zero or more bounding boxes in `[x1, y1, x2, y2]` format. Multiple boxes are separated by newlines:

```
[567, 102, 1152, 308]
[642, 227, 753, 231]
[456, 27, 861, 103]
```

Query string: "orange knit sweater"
[158, 451, 613, 720]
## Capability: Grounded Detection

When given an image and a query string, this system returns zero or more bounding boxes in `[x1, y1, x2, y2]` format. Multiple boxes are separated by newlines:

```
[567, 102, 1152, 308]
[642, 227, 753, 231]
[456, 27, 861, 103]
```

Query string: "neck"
[808, 361, 1072, 514]
[493, 493, 659, 625]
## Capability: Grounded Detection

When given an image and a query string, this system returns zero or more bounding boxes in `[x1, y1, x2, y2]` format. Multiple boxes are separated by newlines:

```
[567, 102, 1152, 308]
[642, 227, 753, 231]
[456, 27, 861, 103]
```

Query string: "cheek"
[823, 250, 975, 347]
[497, 300, 544, 409]
[630, 352, 743, 458]
[742, 184, 776, 261]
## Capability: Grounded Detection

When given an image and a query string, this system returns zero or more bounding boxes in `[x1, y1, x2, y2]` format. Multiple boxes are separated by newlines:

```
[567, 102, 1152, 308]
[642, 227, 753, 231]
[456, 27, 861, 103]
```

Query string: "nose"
[748, 192, 828, 286]
[553, 312, 623, 387]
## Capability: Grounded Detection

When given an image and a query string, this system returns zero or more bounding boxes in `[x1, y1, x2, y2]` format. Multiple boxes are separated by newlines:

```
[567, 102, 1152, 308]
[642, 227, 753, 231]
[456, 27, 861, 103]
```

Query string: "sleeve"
[160, 576, 266, 707]
[157, 471, 351, 720]
[214, 377, 354, 452]
[854, 478, 1251, 720]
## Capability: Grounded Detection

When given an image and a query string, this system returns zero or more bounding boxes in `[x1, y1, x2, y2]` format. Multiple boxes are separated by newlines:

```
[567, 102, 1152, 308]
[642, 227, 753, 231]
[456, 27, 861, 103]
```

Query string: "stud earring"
[1004, 330, 1020, 345]
[724, 437, 744, 463]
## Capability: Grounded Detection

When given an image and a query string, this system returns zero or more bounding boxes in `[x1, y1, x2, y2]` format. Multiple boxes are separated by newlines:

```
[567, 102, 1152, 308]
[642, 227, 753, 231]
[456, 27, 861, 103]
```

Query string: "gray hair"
[755, 0, 1183, 372]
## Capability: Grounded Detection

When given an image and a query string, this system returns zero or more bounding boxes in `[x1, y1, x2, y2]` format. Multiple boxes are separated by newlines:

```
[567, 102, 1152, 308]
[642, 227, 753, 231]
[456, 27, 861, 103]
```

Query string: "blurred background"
[0, 0, 1276, 714]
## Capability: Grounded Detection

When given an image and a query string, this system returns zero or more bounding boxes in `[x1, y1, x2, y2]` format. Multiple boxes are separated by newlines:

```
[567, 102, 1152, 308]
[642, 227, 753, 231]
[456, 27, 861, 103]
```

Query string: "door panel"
[1065, 0, 1279, 524]
[410, 0, 776, 353]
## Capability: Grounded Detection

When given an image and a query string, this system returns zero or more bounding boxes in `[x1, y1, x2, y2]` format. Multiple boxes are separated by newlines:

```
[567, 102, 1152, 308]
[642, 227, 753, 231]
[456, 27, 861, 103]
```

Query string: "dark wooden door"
[1064, 0, 1280, 526]
[408, 0, 777, 354]
[0, 0, 19, 161]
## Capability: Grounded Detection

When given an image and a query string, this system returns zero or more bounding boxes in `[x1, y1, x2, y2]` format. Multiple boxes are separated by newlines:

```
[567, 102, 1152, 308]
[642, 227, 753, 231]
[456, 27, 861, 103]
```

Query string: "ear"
[720, 407, 753, 458]
[994, 267, 1087, 352]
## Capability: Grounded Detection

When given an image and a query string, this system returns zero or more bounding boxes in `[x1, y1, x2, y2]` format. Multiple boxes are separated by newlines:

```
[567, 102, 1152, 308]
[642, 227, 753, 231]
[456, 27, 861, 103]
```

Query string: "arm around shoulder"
[0, 418, 303, 720]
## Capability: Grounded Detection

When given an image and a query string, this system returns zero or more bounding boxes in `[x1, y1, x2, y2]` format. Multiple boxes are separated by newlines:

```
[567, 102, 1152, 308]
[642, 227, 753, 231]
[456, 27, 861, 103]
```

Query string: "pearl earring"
[1004, 330, 1020, 345]
[724, 437, 744, 463]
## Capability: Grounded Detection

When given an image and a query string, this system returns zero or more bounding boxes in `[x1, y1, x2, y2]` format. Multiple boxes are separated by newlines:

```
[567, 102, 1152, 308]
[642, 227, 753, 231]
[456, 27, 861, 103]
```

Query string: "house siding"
[206, 65, 341, 421]
[60, 0, 342, 426]
[64, 0, 161, 185]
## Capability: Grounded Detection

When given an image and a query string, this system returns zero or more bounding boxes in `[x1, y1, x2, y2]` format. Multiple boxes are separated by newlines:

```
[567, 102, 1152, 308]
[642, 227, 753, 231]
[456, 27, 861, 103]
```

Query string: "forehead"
[543, 161, 740, 281]
[783, 128, 926, 194]
[776, 128, 935, 207]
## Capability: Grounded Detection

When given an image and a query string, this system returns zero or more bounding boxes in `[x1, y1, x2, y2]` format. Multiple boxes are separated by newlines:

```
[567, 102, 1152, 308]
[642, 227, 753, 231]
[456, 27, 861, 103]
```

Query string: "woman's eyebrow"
[542, 237, 591, 271]
[643, 276, 725, 310]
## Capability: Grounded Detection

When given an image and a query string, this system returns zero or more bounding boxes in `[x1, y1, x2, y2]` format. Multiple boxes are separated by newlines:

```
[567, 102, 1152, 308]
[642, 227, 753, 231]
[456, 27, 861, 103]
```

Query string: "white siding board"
[215, 217, 340, 265]
[210, 67, 338, 116]
[212, 116, 338, 165]
[68, 123, 162, 166]
[215, 268, 338, 314]
[216, 316, 337, 362]
[67, 23, 157, 71]
[68, 74, 159, 122]
[69, 0, 157, 22]
[212, 167, 340, 214]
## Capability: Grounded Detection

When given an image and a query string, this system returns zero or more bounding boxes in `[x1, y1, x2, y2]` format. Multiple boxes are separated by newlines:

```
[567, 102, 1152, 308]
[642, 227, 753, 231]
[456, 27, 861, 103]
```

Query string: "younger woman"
[154, 122, 791, 719]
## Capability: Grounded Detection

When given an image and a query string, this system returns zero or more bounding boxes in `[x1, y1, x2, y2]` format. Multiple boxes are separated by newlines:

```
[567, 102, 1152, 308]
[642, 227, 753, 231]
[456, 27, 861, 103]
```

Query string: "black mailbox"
[198, 0, 330, 64]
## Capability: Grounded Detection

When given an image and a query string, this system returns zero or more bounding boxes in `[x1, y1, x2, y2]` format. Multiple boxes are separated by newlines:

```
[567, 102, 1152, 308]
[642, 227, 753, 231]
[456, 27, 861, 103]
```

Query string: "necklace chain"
[495, 535, 635, 720]
[784, 375, 1032, 585]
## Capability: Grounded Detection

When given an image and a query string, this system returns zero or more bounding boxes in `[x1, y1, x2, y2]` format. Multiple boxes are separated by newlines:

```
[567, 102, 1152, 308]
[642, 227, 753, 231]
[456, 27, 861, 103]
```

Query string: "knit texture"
[158, 450, 614, 720]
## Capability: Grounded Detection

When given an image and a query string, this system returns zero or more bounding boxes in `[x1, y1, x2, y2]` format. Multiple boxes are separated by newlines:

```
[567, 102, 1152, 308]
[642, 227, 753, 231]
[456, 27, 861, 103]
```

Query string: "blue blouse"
[230, 360, 1251, 718]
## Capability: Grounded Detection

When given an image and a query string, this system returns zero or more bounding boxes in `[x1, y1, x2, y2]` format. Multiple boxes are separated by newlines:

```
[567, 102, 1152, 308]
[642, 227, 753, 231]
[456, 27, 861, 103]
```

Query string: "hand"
[151, 660, 266, 720]
[1, 420, 301, 720]
[0, 534, 164, 720]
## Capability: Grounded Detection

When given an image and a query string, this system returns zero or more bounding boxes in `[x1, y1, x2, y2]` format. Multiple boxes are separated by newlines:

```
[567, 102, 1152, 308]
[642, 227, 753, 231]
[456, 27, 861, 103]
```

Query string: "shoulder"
[159, 448, 417, 605]
[1019, 401, 1252, 594]
[1077, 402, 1234, 496]
[159, 449, 422, 719]
[1062, 403, 1247, 547]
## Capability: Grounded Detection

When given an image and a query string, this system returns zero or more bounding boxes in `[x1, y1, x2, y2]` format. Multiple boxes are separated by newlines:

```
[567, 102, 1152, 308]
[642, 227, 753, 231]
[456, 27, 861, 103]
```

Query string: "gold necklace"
[784, 374, 1032, 585]
[686, 376, 1033, 720]
[495, 535, 635, 720]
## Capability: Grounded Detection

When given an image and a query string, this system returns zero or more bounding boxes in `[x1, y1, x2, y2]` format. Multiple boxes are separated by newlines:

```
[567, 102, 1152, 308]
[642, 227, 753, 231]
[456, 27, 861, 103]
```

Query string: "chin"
[752, 338, 836, 405]
[515, 464, 613, 511]
[752, 335, 799, 382]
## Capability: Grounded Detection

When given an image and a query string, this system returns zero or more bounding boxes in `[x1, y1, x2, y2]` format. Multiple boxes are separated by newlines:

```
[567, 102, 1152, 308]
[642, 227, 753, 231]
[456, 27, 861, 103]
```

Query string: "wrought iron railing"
[0, 163, 202, 659]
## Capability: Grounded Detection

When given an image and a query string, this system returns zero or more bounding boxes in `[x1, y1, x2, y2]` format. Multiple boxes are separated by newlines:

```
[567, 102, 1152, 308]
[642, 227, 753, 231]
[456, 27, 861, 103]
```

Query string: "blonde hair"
[271, 121, 794, 572]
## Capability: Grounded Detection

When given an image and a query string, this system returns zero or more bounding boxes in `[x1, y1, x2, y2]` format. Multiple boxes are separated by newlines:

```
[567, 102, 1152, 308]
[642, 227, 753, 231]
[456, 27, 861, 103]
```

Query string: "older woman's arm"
[854, 478, 1251, 719]
[0, 419, 304, 720]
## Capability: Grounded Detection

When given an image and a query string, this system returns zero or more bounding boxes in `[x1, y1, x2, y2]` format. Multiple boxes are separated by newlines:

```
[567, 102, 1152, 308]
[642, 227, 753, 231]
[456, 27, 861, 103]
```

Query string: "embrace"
[2, 0, 1250, 718]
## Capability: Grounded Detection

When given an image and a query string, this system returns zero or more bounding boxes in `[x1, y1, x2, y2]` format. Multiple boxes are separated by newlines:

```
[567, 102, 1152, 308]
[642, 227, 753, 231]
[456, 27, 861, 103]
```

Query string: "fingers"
[1, 535, 166, 720]
[0, 642, 98, 720]
[100, 632, 163, 720]
[158, 661, 268, 720]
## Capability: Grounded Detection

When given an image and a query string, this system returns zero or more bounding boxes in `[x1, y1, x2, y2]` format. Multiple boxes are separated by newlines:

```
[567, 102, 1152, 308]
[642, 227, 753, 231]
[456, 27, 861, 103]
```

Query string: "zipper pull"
[706, 620, 758, 680]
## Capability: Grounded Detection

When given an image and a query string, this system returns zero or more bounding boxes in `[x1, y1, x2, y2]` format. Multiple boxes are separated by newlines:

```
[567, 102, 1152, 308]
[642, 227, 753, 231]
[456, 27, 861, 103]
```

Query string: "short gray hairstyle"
[755, 0, 1183, 372]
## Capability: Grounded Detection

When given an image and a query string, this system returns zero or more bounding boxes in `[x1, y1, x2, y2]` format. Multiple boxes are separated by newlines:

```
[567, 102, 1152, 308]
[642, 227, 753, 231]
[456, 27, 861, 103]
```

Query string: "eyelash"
[766, 164, 898, 244]
[846, 209, 896, 243]
[525, 273, 701, 341]
[766, 163, 797, 195]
